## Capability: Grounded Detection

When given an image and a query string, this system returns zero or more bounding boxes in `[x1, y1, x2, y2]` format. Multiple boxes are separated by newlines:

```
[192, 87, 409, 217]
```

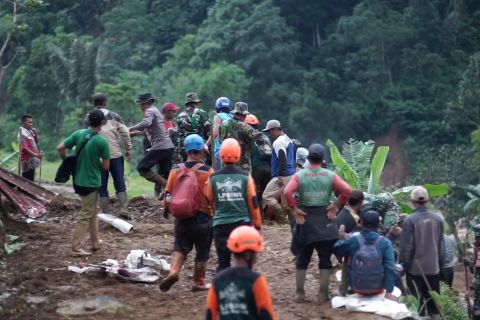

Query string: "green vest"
[210, 171, 250, 227]
[297, 167, 334, 207]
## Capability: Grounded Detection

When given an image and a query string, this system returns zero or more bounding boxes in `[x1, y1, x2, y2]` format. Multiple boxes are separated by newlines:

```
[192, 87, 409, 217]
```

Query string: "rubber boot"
[90, 215, 102, 251]
[295, 269, 307, 302]
[117, 192, 131, 220]
[318, 269, 331, 303]
[141, 170, 167, 187]
[99, 196, 110, 213]
[117, 192, 128, 209]
[192, 261, 210, 292]
[340, 261, 349, 296]
[159, 252, 185, 292]
[71, 223, 91, 257]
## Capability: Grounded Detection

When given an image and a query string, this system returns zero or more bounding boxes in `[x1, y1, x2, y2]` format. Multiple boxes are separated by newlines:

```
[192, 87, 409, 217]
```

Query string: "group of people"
[12, 90, 458, 320]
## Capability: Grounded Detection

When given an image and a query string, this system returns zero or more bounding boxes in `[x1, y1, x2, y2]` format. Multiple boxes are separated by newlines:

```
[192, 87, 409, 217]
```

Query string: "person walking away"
[245, 114, 272, 216]
[129, 93, 174, 192]
[205, 97, 232, 170]
[88, 93, 133, 214]
[206, 225, 276, 320]
[334, 210, 397, 300]
[219, 102, 262, 172]
[399, 186, 444, 320]
[206, 138, 262, 272]
[284, 144, 352, 303]
[176, 92, 211, 161]
[441, 233, 457, 288]
[57, 109, 110, 257]
[262, 120, 296, 224]
[19, 114, 43, 181]
[334, 189, 364, 296]
[159, 134, 214, 292]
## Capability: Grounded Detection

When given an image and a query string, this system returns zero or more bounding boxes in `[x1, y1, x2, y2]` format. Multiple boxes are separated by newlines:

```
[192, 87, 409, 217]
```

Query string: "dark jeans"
[296, 239, 337, 270]
[440, 267, 454, 288]
[173, 213, 213, 262]
[252, 165, 271, 201]
[214, 220, 251, 272]
[99, 157, 126, 197]
[137, 148, 173, 176]
[406, 273, 440, 316]
[22, 169, 35, 181]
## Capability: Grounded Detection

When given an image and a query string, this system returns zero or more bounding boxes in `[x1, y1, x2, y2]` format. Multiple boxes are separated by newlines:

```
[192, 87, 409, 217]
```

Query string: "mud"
[0, 195, 468, 320]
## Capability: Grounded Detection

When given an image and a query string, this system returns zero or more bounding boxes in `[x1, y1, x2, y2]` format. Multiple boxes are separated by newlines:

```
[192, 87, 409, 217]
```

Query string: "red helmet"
[220, 138, 241, 163]
[245, 114, 260, 125]
[227, 226, 264, 253]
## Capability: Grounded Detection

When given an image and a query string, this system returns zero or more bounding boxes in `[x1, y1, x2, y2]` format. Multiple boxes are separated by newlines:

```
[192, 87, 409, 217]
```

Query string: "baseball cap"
[162, 102, 180, 113]
[361, 210, 380, 228]
[262, 120, 281, 132]
[296, 147, 308, 166]
[411, 186, 429, 202]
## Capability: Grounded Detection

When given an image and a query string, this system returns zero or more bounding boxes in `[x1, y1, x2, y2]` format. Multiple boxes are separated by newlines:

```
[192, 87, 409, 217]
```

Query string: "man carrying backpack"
[283, 144, 352, 303]
[334, 210, 397, 300]
[206, 138, 262, 272]
[399, 187, 444, 319]
[205, 97, 233, 170]
[160, 134, 214, 292]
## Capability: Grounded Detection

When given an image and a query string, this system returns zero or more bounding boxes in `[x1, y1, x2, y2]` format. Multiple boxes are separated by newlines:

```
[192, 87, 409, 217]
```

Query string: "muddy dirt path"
[0, 196, 468, 320]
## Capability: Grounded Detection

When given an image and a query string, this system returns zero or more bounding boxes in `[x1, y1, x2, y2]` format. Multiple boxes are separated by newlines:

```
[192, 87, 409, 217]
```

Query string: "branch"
[0, 0, 17, 63]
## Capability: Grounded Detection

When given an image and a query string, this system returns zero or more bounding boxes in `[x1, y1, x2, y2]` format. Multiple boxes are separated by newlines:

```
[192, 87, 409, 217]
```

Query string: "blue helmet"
[184, 134, 205, 152]
[215, 97, 231, 111]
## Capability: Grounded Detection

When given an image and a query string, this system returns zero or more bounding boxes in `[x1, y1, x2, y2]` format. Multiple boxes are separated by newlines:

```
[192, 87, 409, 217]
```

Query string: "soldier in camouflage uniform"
[219, 102, 262, 172]
[175, 92, 211, 161]
[363, 192, 400, 230]
[468, 224, 480, 320]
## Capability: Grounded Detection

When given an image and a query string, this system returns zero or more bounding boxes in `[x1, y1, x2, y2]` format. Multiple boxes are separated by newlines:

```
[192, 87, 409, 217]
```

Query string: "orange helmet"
[227, 226, 264, 253]
[245, 114, 260, 125]
[220, 138, 241, 163]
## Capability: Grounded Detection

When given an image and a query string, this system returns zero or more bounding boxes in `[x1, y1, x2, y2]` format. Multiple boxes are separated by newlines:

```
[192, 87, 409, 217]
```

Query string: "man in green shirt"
[57, 109, 110, 257]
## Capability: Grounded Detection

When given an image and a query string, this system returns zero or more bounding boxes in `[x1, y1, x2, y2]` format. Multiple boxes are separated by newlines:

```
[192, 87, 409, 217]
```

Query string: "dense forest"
[1, 0, 480, 184]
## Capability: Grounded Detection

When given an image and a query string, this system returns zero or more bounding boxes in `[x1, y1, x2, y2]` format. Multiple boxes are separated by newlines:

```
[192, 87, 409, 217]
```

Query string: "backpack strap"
[177, 163, 186, 170]
[355, 233, 366, 247]
[190, 162, 204, 172]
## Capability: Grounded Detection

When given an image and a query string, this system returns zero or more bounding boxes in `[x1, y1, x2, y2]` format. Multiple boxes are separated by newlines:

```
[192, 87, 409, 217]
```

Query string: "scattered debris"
[56, 296, 128, 316]
[98, 213, 133, 234]
[68, 250, 170, 283]
[0, 167, 58, 220]
[26, 295, 48, 304]
[332, 293, 411, 319]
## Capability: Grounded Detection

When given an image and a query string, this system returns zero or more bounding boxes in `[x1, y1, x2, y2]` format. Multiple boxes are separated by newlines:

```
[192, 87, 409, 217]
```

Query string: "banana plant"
[326, 138, 389, 193]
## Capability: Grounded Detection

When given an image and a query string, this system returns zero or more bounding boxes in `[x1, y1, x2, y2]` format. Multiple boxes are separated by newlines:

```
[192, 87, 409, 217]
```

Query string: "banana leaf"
[392, 183, 449, 197]
[326, 139, 361, 189]
[464, 198, 480, 214]
[341, 139, 374, 186]
[367, 146, 389, 194]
